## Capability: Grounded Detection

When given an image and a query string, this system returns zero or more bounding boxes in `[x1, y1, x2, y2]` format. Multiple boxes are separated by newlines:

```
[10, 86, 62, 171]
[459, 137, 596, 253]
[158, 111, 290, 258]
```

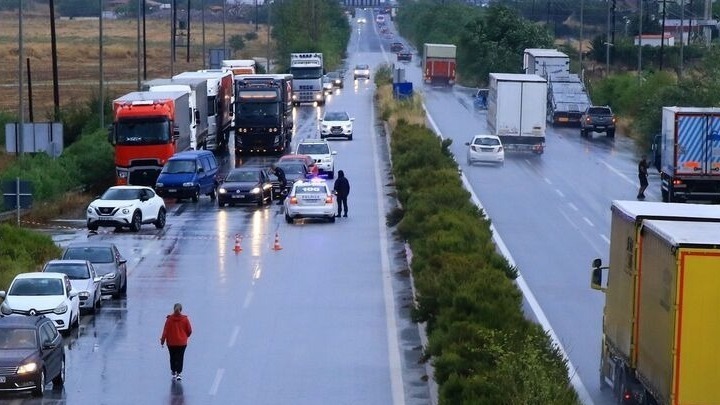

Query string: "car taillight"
[289, 197, 298, 204]
[673, 179, 683, 185]
[325, 195, 334, 204]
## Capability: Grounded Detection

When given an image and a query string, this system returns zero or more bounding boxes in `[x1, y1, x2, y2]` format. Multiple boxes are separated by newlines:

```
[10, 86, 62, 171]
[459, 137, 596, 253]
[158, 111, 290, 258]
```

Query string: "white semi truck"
[290, 53, 325, 106]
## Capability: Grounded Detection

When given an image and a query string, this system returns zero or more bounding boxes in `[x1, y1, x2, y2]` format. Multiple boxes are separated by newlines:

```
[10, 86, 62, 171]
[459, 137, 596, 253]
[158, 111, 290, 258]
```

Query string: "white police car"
[284, 179, 338, 224]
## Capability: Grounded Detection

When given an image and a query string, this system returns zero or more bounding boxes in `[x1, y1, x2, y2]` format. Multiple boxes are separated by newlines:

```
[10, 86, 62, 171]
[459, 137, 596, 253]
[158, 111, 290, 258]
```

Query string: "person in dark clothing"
[637, 155, 650, 200]
[333, 170, 350, 217]
[270, 163, 287, 205]
[161, 303, 193, 381]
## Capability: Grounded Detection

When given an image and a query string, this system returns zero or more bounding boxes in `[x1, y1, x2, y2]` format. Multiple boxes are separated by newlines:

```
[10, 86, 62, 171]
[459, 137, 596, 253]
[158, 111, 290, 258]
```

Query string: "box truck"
[422, 44, 456, 86]
[523, 48, 570, 77]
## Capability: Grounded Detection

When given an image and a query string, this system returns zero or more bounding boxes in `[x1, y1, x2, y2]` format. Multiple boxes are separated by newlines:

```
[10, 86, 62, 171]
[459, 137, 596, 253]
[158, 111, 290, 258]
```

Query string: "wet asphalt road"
[6, 10, 432, 405]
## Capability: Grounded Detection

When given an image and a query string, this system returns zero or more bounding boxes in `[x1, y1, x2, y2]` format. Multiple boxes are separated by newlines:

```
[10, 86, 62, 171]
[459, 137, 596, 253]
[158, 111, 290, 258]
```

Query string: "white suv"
[295, 140, 337, 179]
[320, 111, 354, 140]
[87, 186, 167, 232]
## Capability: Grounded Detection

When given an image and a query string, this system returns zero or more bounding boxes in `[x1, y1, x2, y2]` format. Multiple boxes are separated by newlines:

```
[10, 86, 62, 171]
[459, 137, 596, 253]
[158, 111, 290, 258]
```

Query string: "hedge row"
[0, 223, 60, 290]
[383, 91, 579, 403]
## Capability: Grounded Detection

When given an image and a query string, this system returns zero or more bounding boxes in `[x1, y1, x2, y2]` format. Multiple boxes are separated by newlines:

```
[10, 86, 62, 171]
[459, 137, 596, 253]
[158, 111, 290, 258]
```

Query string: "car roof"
[473, 134, 501, 139]
[108, 185, 150, 191]
[170, 150, 214, 160]
[0, 316, 50, 328]
[279, 154, 312, 161]
[324, 111, 349, 116]
[63, 241, 117, 249]
[14, 272, 66, 280]
[45, 259, 88, 266]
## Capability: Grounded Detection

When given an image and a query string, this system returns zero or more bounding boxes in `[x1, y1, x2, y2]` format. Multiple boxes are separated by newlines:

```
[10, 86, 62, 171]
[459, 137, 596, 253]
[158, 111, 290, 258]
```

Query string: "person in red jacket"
[160, 303, 193, 381]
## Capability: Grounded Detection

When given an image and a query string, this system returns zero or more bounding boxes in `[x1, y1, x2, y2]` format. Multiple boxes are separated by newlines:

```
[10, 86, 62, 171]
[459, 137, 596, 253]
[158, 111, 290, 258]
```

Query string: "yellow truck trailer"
[591, 201, 720, 404]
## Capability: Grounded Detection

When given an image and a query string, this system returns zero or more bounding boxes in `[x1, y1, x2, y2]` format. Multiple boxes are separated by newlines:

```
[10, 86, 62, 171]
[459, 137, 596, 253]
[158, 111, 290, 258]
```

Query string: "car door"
[113, 245, 128, 286]
[39, 322, 61, 377]
[261, 170, 273, 199]
[138, 189, 153, 220]
[64, 276, 80, 320]
[88, 263, 100, 302]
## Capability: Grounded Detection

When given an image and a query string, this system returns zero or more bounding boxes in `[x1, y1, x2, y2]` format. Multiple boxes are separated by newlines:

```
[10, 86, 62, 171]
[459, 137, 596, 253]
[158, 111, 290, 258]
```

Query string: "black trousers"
[168, 345, 187, 374]
[337, 196, 348, 215]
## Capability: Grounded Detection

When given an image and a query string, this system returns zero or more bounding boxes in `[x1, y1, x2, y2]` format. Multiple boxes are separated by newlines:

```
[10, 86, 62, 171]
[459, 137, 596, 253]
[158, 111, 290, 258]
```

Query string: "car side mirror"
[198, 167, 205, 173]
[331, 151, 337, 155]
[173, 126, 181, 136]
[590, 258, 607, 292]
[69, 290, 79, 298]
[464, 142, 470, 146]
[350, 118, 355, 121]
[119, 258, 127, 265]
[94, 276, 103, 283]
[0, 291, 6, 299]
[42, 342, 57, 350]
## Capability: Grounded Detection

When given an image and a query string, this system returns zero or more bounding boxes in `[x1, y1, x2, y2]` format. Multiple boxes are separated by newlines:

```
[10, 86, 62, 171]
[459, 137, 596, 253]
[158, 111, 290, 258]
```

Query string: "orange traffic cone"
[272, 232, 283, 251]
[233, 234, 243, 253]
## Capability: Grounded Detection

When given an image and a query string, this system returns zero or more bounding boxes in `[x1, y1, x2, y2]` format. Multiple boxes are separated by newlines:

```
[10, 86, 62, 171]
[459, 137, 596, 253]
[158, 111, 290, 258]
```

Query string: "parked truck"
[523, 48, 570, 77]
[487, 73, 547, 154]
[142, 78, 209, 150]
[422, 43, 456, 86]
[546, 72, 591, 126]
[109, 91, 191, 186]
[222, 59, 256, 75]
[234, 74, 293, 154]
[290, 53, 325, 105]
[173, 70, 234, 152]
[660, 107, 720, 203]
[591, 200, 720, 405]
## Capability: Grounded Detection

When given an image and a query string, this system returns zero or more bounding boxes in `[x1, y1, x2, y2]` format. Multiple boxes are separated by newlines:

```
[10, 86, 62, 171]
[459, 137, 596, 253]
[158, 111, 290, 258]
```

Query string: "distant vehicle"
[390, 42, 404, 53]
[86, 186, 167, 232]
[295, 139, 337, 179]
[322, 75, 334, 94]
[547, 73, 591, 126]
[42, 260, 102, 314]
[61, 242, 127, 299]
[155, 150, 219, 202]
[522, 48, 570, 77]
[357, 17, 366, 24]
[0, 273, 80, 333]
[376, 14, 386, 24]
[320, 111, 354, 140]
[290, 53, 325, 105]
[279, 154, 319, 177]
[465, 134, 505, 166]
[217, 167, 273, 207]
[397, 52, 412, 62]
[284, 179, 338, 224]
[326, 71, 343, 88]
[580, 105, 616, 138]
[0, 315, 65, 397]
[221, 59, 256, 75]
[270, 161, 311, 199]
[422, 43, 456, 86]
[353, 64, 370, 80]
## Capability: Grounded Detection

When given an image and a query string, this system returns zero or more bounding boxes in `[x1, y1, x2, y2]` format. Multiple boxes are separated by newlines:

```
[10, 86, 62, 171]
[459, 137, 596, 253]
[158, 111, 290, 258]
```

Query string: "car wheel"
[87, 221, 98, 231]
[348, 134, 353, 141]
[467, 156, 472, 166]
[32, 369, 45, 397]
[285, 213, 293, 224]
[52, 358, 65, 388]
[129, 211, 142, 232]
[329, 215, 336, 223]
[120, 276, 128, 295]
[154, 208, 166, 229]
[191, 188, 200, 203]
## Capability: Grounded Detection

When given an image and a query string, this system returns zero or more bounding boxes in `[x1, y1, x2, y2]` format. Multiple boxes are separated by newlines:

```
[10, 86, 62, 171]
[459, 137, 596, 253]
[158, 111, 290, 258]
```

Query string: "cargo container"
[523, 48, 570, 77]
[422, 44, 456, 86]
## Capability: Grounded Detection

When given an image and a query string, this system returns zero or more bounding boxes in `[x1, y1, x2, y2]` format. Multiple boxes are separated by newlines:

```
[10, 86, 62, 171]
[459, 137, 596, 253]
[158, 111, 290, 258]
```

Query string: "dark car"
[61, 241, 127, 299]
[326, 71, 343, 88]
[390, 42, 404, 53]
[397, 52, 412, 62]
[0, 316, 64, 397]
[217, 167, 273, 207]
[269, 161, 311, 199]
[581, 105, 616, 138]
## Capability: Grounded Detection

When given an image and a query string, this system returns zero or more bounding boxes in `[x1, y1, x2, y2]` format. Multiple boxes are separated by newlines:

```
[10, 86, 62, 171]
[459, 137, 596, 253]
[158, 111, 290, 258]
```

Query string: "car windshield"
[324, 112, 349, 121]
[355, 65, 368, 70]
[8, 278, 64, 296]
[327, 72, 340, 79]
[0, 329, 37, 350]
[474, 137, 500, 146]
[45, 263, 90, 280]
[588, 107, 611, 115]
[101, 188, 142, 201]
[278, 163, 305, 175]
[162, 160, 196, 174]
[226, 170, 259, 182]
[297, 143, 330, 155]
[63, 247, 114, 263]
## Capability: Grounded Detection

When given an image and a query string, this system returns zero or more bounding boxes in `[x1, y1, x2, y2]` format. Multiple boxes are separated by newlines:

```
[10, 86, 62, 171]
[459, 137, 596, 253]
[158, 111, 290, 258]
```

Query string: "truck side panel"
[676, 115, 706, 175]
[520, 81, 547, 136]
[490, 81, 522, 135]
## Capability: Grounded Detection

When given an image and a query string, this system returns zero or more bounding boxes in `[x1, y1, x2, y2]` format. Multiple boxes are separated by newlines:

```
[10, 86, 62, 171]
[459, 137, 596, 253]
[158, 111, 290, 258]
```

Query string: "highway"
[9, 8, 657, 405]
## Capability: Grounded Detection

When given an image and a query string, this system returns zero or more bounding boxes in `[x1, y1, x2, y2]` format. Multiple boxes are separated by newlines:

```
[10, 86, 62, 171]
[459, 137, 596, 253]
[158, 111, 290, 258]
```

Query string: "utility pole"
[137, 0, 141, 90]
[49, 0, 60, 121]
[222, 0, 226, 58]
[202, 0, 206, 69]
[579, 0, 585, 68]
[171, 0, 175, 76]
[680, 0, 685, 76]
[143, 0, 147, 80]
[606, 0, 612, 75]
[704, 0, 711, 45]
[99, 0, 104, 128]
[659, 0, 666, 70]
[18, 0, 24, 154]
[637, 0, 643, 78]
[186, 0, 190, 63]
[267, 0, 271, 72]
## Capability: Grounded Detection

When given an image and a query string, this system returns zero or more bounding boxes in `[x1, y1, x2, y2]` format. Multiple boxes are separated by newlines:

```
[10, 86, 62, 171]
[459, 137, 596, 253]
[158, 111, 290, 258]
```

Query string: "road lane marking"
[371, 97, 406, 405]
[228, 326, 240, 348]
[568, 202, 579, 211]
[601, 234, 611, 244]
[209, 368, 225, 396]
[425, 108, 595, 405]
[601, 160, 636, 186]
[544, 177, 553, 185]
[555, 189, 565, 198]
[252, 264, 262, 282]
[242, 291, 253, 309]
[583, 217, 595, 227]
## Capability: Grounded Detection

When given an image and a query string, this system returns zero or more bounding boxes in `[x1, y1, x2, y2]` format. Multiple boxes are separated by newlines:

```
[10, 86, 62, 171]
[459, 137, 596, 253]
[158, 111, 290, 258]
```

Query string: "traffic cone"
[272, 232, 283, 251]
[233, 234, 243, 253]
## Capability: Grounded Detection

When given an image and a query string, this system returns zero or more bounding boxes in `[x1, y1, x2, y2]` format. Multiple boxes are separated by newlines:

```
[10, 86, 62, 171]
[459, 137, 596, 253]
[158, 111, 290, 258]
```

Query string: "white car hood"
[322, 120, 352, 127]
[70, 279, 93, 293]
[90, 199, 137, 208]
[5, 295, 65, 311]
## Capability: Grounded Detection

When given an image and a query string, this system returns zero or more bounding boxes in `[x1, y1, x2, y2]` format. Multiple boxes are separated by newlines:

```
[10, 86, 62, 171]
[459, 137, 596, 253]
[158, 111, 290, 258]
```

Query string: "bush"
[0, 223, 60, 290]
[229, 35, 246, 52]
[244, 31, 259, 41]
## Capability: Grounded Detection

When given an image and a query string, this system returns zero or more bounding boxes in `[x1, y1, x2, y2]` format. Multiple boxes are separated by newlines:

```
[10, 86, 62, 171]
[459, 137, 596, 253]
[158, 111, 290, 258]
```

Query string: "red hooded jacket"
[161, 313, 192, 346]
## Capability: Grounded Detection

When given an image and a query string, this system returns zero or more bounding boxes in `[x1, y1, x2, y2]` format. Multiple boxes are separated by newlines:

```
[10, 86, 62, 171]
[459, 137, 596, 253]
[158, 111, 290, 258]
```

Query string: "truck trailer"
[422, 43, 456, 86]
[234, 74, 293, 154]
[546, 73, 591, 126]
[591, 200, 720, 405]
[222, 59, 256, 75]
[660, 107, 720, 203]
[523, 48, 570, 77]
[109, 91, 191, 186]
[173, 70, 234, 152]
[487, 73, 547, 154]
[290, 53, 325, 105]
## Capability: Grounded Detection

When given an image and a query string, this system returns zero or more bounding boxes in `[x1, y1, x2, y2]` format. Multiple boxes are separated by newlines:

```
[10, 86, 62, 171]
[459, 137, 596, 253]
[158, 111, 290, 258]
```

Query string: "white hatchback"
[87, 186, 167, 232]
[42, 260, 103, 314]
[284, 180, 338, 224]
[0, 272, 80, 332]
[466, 134, 505, 166]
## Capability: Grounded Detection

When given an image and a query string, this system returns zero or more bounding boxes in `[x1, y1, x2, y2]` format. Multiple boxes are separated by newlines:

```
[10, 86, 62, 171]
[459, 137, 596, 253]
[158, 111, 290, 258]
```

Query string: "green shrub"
[244, 31, 259, 41]
[229, 34, 246, 52]
[0, 223, 60, 290]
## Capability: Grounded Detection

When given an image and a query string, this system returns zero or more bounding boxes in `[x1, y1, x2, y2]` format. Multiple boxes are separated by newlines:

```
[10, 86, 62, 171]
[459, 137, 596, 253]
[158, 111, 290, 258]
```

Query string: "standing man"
[270, 163, 287, 205]
[161, 303, 193, 381]
[333, 170, 350, 217]
[637, 155, 650, 200]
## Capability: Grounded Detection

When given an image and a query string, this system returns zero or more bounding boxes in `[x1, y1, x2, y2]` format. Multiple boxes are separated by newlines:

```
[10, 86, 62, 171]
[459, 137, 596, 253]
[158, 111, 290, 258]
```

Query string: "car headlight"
[116, 170, 129, 178]
[87, 207, 94, 214]
[1, 303, 12, 315]
[121, 208, 130, 214]
[218, 188, 227, 194]
[53, 303, 68, 315]
[103, 272, 118, 280]
[315, 94, 322, 100]
[79, 291, 90, 298]
[324, 157, 332, 162]
[183, 182, 195, 187]
[250, 187, 261, 194]
[17, 362, 38, 374]
[156, 183, 164, 188]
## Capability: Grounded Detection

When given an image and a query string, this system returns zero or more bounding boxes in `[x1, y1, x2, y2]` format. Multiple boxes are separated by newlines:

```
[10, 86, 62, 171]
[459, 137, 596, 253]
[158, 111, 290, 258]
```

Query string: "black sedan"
[217, 167, 273, 207]
[269, 161, 311, 199]
[0, 316, 65, 397]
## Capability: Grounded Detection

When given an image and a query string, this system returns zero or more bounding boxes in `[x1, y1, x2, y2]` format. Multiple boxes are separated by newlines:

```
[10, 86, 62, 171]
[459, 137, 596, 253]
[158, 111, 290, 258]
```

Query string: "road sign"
[2, 178, 33, 225]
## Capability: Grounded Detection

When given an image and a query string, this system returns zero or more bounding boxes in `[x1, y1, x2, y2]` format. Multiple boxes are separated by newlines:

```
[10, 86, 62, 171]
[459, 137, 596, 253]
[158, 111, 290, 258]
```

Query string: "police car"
[284, 179, 338, 224]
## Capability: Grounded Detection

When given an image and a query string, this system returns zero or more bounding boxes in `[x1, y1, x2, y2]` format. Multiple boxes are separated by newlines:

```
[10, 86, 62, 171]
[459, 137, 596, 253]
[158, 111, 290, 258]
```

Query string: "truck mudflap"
[497, 135, 545, 154]
[661, 174, 720, 202]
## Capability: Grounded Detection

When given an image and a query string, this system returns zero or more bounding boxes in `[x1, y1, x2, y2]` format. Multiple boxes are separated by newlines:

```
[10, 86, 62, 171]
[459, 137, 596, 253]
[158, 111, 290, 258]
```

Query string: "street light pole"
[137, 0, 141, 89]
[202, 0, 206, 69]
[606, 0, 611, 75]
[659, 0, 666, 70]
[18, 0, 24, 154]
[579, 0, 585, 69]
[222, 0, 226, 57]
[637, 0, 643, 77]
[99, 0, 104, 128]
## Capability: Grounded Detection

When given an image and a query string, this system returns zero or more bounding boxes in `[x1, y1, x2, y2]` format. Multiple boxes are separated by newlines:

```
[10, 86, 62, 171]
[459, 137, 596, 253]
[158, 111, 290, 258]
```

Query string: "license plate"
[232, 195, 245, 199]
[0, 376, 6, 383]
[559, 117, 568, 122]
[168, 189, 177, 193]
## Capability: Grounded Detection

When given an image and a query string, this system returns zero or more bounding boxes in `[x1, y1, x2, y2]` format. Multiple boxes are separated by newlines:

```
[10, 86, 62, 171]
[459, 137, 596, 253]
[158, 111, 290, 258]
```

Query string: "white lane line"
[583, 217, 595, 227]
[371, 99, 406, 405]
[228, 326, 240, 348]
[568, 202, 579, 211]
[252, 264, 262, 282]
[600, 234, 611, 244]
[559, 209, 579, 229]
[601, 160, 636, 186]
[242, 291, 253, 309]
[544, 177, 553, 185]
[208, 368, 225, 396]
[425, 109, 595, 405]
[555, 189, 565, 198]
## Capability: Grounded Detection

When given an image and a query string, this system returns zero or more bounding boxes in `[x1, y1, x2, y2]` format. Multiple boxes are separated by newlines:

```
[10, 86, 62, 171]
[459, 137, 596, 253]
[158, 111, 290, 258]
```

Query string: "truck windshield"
[290, 67, 323, 79]
[115, 118, 170, 145]
[236, 103, 279, 124]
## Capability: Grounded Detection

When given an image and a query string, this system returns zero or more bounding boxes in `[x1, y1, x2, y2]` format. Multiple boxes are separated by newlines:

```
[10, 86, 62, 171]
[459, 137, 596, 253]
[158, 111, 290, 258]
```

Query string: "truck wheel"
[607, 129, 615, 138]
